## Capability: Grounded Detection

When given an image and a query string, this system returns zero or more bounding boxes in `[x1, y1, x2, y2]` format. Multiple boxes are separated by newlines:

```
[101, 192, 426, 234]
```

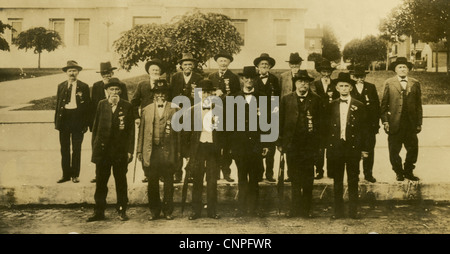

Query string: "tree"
[12, 27, 62, 69]
[114, 11, 243, 73]
[343, 35, 387, 69]
[0, 20, 12, 51]
[322, 24, 341, 62]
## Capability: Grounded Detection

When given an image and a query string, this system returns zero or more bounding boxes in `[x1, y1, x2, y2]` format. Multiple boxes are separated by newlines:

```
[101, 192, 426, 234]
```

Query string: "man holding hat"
[325, 74, 368, 219]
[131, 58, 166, 183]
[350, 65, 380, 183]
[137, 81, 180, 220]
[88, 79, 135, 222]
[55, 60, 91, 184]
[277, 70, 323, 218]
[230, 66, 269, 217]
[280, 52, 303, 98]
[312, 59, 339, 180]
[254, 53, 280, 182]
[381, 57, 422, 181]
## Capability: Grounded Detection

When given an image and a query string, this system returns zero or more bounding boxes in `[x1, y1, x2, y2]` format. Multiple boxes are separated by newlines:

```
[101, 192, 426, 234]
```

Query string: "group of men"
[54, 49, 422, 222]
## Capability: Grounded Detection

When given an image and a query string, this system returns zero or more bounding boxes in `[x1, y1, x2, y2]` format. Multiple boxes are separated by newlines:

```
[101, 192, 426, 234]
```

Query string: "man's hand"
[383, 122, 389, 134]
[137, 152, 143, 162]
[262, 148, 269, 157]
[416, 125, 422, 133]
[361, 151, 369, 158]
[215, 89, 224, 97]
[82, 126, 88, 134]
[135, 118, 141, 127]
[127, 153, 133, 163]
[277, 146, 283, 153]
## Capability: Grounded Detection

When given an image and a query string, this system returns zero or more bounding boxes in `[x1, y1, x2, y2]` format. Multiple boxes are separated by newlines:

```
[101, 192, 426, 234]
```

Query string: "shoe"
[396, 173, 405, 181]
[87, 213, 105, 222]
[224, 175, 235, 182]
[266, 177, 276, 183]
[187, 177, 194, 183]
[349, 212, 361, 219]
[90, 178, 96, 183]
[118, 212, 129, 221]
[142, 177, 148, 183]
[208, 214, 221, 219]
[300, 211, 315, 218]
[364, 176, 377, 183]
[188, 213, 200, 220]
[148, 214, 160, 221]
[234, 210, 246, 217]
[164, 214, 174, 220]
[72, 177, 80, 183]
[331, 214, 343, 220]
[314, 172, 324, 180]
[57, 177, 71, 183]
[285, 211, 300, 218]
[404, 173, 420, 181]
[174, 175, 182, 183]
[285, 178, 291, 182]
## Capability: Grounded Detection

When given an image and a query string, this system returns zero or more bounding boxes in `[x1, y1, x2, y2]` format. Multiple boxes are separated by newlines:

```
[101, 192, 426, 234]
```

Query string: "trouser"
[235, 152, 261, 213]
[286, 149, 315, 215]
[259, 143, 276, 180]
[59, 109, 84, 179]
[192, 143, 219, 216]
[314, 147, 326, 176]
[219, 144, 232, 179]
[94, 158, 128, 214]
[388, 123, 419, 174]
[362, 133, 377, 178]
[144, 145, 174, 216]
[328, 140, 360, 216]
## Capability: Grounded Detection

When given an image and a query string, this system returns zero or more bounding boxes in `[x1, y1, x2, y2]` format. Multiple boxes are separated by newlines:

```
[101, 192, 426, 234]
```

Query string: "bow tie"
[339, 99, 348, 104]
[260, 75, 269, 79]
[202, 106, 211, 110]
[299, 96, 306, 99]
[157, 104, 164, 108]
[244, 92, 253, 96]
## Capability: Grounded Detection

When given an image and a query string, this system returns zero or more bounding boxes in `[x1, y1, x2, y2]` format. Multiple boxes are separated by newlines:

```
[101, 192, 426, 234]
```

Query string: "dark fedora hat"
[286, 52, 303, 64]
[104, 78, 122, 90]
[97, 61, 117, 73]
[62, 60, 83, 72]
[292, 70, 314, 83]
[315, 59, 335, 72]
[197, 79, 216, 91]
[335, 72, 355, 85]
[145, 58, 165, 75]
[214, 50, 234, 62]
[253, 53, 276, 68]
[389, 57, 413, 71]
[238, 66, 258, 78]
[350, 64, 369, 76]
[178, 52, 198, 65]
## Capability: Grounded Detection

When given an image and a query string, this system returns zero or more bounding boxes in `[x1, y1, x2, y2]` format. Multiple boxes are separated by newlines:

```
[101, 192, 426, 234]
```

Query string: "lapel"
[316, 80, 325, 95]
[333, 100, 340, 129]
[112, 99, 123, 119]
[405, 78, 412, 96]
[393, 78, 402, 94]
[347, 98, 353, 125]
[148, 103, 155, 126]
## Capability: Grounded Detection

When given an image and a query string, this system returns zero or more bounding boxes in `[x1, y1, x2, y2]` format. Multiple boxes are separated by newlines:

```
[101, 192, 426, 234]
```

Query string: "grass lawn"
[0, 68, 62, 82]
[15, 70, 450, 111]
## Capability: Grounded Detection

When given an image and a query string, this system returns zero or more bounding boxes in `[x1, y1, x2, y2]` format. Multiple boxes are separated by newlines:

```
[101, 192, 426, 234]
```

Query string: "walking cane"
[132, 150, 138, 183]
[277, 153, 286, 215]
[181, 162, 191, 216]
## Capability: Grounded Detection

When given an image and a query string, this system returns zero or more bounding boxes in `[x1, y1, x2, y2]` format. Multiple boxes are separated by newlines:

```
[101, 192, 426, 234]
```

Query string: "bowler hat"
[178, 52, 198, 65]
[97, 61, 117, 73]
[286, 52, 303, 64]
[214, 50, 234, 62]
[253, 53, 276, 68]
[238, 66, 258, 78]
[334, 72, 354, 85]
[145, 58, 165, 75]
[389, 57, 413, 71]
[62, 60, 83, 72]
[104, 78, 122, 90]
[350, 64, 369, 76]
[197, 79, 216, 91]
[292, 70, 314, 83]
[315, 59, 335, 72]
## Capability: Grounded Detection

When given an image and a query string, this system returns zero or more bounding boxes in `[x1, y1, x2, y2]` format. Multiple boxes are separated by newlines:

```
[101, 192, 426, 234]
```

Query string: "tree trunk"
[38, 53, 41, 69]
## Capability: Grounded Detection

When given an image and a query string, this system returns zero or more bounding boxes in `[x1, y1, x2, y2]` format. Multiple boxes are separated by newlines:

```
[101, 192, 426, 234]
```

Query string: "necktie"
[339, 99, 348, 104]
[66, 82, 73, 103]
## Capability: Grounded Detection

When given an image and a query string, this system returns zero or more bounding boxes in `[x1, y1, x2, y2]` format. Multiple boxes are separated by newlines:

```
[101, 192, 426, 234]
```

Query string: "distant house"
[422, 42, 448, 73]
[304, 25, 323, 55]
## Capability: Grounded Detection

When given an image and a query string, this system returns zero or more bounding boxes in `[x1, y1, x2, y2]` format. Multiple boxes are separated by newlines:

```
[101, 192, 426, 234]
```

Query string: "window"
[232, 19, 247, 46]
[9, 18, 22, 41]
[309, 39, 315, 49]
[274, 19, 289, 46]
[49, 19, 65, 42]
[133, 16, 161, 27]
[74, 19, 89, 46]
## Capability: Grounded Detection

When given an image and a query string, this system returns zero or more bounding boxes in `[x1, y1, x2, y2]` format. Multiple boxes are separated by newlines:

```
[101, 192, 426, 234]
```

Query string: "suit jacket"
[91, 99, 135, 164]
[350, 81, 380, 134]
[169, 71, 203, 101]
[380, 76, 423, 135]
[255, 73, 280, 97]
[312, 79, 339, 108]
[136, 102, 180, 169]
[277, 91, 323, 151]
[131, 79, 156, 120]
[325, 98, 368, 159]
[208, 69, 241, 95]
[54, 80, 91, 131]
[90, 80, 129, 131]
[280, 70, 296, 98]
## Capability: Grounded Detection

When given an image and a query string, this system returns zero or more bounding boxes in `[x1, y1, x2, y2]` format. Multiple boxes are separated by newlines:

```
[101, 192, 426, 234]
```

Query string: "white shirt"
[200, 108, 214, 143]
[183, 73, 192, 84]
[321, 77, 330, 92]
[398, 76, 408, 90]
[64, 81, 78, 109]
[244, 88, 255, 104]
[156, 102, 165, 119]
[296, 91, 308, 102]
[355, 82, 364, 94]
[339, 97, 350, 140]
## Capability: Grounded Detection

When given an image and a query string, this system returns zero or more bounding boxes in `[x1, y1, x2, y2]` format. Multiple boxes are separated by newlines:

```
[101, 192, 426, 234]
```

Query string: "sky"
[304, 0, 403, 48]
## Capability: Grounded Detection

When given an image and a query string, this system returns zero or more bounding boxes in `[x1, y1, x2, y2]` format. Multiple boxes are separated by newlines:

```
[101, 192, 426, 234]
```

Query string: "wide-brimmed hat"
[196, 79, 216, 92]
[238, 66, 258, 78]
[286, 52, 303, 64]
[292, 70, 314, 83]
[104, 78, 122, 90]
[334, 72, 355, 85]
[315, 59, 335, 72]
[350, 64, 369, 76]
[62, 60, 83, 72]
[178, 52, 198, 65]
[389, 57, 413, 71]
[253, 53, 276, 68]
[214, 50, 234, 62]
[97, 61, 117, 73]
[145, 58, 165, 75]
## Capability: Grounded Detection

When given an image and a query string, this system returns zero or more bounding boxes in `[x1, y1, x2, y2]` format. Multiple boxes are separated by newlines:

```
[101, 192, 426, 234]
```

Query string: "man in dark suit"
[230, 66, 269, 217]
[87, 80, 135, 222]
[381, 57, 422, 181]
[326, 75, 368, 219]
[169, 53, 203, 183]
[208, 51, 240, 183]
[54, 60, 91, 184]
[254, 53, 280, 182]
[277, 70, 323, 218]
[137, 82, 180, 220]
[311, 59, 339, 180]
[280, 52, 303, 98]
[90, 61, 129, 183]
[183, 80, 225, 220]
[350, 65, 380, 183]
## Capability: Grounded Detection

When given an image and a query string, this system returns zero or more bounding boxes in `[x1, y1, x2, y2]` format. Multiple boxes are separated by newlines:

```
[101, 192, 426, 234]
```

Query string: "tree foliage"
[12, 27, 62, 68]
[0, 20, 12, 51]
[322, 24, 341, 62]
[343, 35, 387, 68]
[113, 11, 243, 73]
[307, 52, 324, 63]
